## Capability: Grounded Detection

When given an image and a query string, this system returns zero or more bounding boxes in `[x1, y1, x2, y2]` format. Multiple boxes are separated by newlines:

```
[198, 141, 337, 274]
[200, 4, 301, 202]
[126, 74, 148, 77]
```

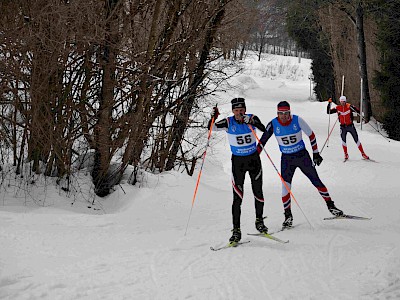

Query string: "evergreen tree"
[286, 0, 336, 101]
[372, 0, 400, 140]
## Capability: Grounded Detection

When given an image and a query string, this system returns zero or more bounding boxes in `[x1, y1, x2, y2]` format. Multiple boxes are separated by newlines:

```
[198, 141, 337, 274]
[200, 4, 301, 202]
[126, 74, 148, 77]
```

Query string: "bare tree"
[321, 0, 373, 121]
[0, 0, 253, 198]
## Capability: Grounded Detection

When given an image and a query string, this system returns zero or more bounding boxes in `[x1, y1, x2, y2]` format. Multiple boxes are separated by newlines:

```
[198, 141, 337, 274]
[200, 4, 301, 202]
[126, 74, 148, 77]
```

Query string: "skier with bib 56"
[208, 98, 268, 244]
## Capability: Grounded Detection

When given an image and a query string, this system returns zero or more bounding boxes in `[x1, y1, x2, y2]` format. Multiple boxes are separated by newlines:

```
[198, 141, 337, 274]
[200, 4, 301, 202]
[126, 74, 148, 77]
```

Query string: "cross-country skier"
[327, 96, 369, 161]
[255, 101, 344, 229]
[208, 98, 268, 243]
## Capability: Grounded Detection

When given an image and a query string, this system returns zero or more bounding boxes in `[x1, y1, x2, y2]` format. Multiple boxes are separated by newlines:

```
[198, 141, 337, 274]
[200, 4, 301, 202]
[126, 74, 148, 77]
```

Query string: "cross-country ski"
[324, 214, 372, 220]
[247, 232, 289, 244]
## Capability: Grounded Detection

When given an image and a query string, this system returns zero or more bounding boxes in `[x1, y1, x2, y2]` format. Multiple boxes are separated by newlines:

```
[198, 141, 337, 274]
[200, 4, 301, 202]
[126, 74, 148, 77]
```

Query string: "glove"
[313, 152, 323, 166]
[242, 114, 252, 124]
[327, 101, 332, 113]
[211, 107, 220, 119]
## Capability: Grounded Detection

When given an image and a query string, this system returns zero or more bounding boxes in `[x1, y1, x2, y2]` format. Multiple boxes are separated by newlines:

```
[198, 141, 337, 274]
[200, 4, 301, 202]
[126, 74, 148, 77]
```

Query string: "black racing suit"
[208, 115, 266, 229]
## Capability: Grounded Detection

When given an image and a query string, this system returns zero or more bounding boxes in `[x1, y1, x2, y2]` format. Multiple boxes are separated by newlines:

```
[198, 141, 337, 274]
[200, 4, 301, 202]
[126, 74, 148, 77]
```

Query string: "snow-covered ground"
[1, 54, 400, 300]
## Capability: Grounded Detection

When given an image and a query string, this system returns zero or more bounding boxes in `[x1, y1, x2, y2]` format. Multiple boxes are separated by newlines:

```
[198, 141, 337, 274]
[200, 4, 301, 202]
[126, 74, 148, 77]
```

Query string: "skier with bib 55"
[255, 101, 344, 229]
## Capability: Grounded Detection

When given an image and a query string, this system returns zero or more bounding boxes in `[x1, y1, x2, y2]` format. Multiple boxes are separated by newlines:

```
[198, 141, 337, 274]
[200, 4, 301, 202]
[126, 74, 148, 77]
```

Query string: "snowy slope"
[1, 54, 400, 300]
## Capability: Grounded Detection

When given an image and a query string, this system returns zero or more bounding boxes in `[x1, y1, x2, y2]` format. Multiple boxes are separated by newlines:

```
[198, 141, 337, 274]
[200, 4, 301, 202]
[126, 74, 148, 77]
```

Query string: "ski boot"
[326, 200, 344, 216]
[229, 228, 241, 243]
[282, 209, 293, 229]
[362, 153, 369, 160]
[255, 218, 268, 234]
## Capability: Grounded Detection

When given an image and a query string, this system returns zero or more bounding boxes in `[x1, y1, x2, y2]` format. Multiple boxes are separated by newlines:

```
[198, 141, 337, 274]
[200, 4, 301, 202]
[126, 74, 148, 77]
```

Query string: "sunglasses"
[277, 111, 290, 115]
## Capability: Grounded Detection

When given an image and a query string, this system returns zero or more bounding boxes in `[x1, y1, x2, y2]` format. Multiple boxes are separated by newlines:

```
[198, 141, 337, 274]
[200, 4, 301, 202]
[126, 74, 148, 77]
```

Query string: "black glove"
[211, 107, 220, 119]
[327, 102, 332, 114]
[313, 152, 323, 166]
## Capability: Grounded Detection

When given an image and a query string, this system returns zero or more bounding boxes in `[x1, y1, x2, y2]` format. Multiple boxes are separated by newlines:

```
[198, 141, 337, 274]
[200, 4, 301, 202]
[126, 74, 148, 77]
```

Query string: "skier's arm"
[257, 121, 274, 153]
[250, 115, 266, 132]
[299, 117, 324, 165]
[207, 118, 228, 131]
[327, 102, 337, 114]
[349, 104, 360, 114]
[298, 117, 319, 153]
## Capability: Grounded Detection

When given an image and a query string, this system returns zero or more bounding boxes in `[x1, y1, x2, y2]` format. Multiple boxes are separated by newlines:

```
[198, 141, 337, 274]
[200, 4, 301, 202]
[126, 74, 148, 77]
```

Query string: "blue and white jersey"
[225, 115, 257, 156]
[271, 115, 306, 154]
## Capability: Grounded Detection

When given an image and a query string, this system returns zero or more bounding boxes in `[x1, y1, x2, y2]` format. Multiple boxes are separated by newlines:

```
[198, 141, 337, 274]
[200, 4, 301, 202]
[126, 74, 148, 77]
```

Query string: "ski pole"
[184, 105, 217, 235]
[247, 125, 313, 229]
[352, 110, 391, 142]
[320, 117, 339, 154]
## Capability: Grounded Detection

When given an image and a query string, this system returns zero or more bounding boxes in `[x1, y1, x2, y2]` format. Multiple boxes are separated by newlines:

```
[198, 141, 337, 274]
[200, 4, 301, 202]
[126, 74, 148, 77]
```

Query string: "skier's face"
[277, 111, 291, 123]
[340, 101, 346, 106]
[232, 108, 246, 121]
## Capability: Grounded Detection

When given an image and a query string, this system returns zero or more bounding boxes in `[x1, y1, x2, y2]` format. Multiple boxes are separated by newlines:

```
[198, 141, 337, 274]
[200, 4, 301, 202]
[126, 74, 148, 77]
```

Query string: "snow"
[1, 54, 400, 300]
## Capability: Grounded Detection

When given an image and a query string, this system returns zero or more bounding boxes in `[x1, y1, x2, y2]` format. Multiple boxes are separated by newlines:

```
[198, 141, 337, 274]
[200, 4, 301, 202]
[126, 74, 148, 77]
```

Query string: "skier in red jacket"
[327, 95, 369, 160]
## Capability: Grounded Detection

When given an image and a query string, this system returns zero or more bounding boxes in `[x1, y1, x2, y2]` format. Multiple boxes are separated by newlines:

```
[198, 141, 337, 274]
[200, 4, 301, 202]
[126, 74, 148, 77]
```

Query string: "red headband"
[277, 106, 290, 112]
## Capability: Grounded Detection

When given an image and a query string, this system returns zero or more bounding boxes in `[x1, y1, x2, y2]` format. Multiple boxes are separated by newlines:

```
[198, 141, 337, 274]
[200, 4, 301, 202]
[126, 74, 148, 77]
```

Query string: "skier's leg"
[231, 155, 246, 229]
[340, 126, 348, 159]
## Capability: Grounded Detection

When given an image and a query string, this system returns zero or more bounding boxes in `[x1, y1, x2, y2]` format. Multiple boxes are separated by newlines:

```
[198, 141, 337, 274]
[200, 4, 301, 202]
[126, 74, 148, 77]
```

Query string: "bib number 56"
[237, 135, 252, 145]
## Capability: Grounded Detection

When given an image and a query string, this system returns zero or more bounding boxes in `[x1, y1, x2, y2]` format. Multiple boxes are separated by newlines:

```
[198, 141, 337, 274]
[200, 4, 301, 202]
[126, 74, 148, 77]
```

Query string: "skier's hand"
[242, 114, 252, 124]
[327, 101, 332, 112]
[211, 107, 220, 119]
[313, 152, 323, 166]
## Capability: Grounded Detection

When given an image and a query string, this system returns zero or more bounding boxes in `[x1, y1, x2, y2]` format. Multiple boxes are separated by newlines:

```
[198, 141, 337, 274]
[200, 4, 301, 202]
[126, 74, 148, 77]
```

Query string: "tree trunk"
[355, 2, 372, 122]
[91, 0, 120, 196]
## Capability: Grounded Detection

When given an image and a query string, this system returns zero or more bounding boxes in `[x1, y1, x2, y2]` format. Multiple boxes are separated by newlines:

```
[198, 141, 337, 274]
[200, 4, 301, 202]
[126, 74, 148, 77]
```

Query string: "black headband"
[231, 97, 246, 109]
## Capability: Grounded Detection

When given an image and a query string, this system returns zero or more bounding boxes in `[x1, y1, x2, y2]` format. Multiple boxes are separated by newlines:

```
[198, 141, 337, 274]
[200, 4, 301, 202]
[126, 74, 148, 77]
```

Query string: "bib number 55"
[281, 135, 297, 145]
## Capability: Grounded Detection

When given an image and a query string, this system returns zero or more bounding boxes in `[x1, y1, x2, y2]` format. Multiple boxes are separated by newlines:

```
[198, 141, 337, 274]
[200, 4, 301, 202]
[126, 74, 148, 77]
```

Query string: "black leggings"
[340, 124, 360, 145]
[231, 152, 264, 228]
[280, 149, 330, 210]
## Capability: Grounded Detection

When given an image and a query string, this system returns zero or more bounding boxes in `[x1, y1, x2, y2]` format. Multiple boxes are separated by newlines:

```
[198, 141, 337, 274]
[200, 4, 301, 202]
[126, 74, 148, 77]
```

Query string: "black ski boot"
[326, 200, 344, 216]
[282, 208, 293, 228]
[229, 228, 241, 243]
[255, 218, 268, 234]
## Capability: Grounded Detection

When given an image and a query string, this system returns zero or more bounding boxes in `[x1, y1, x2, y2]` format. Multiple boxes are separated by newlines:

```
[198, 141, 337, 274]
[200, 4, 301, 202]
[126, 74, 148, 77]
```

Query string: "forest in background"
[287, 0, 400, 139]
[0, 0, 398, 198]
